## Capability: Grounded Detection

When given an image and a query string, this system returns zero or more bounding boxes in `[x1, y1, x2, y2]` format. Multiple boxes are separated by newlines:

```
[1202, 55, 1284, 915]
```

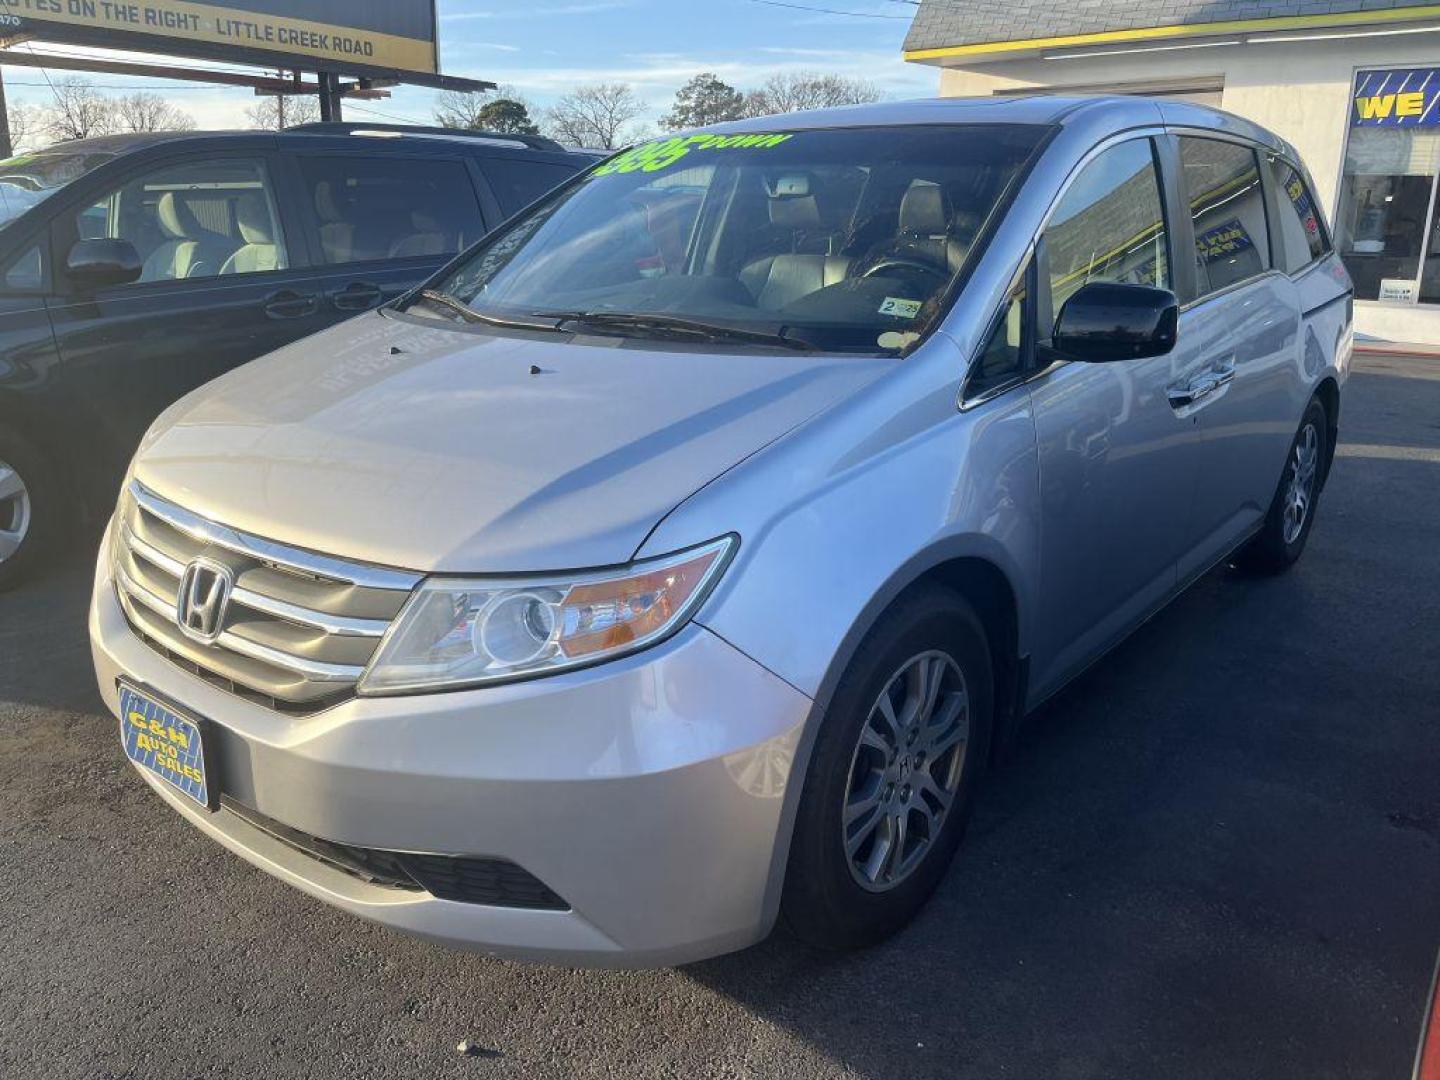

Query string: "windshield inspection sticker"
[594, 133, 794, 176]
[879, 297, 923, 320]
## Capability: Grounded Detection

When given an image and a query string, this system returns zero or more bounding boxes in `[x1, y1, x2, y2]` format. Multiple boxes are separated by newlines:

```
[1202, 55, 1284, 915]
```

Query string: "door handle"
[331, 282, 384, 312]
[1168, 358, 1236, 409]
[263, 290, 319, 319]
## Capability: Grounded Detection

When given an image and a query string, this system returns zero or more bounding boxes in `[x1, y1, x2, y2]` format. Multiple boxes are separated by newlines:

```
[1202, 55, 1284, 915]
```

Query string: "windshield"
[418, 124, 1047, 353]
[0, 150, 117, 228]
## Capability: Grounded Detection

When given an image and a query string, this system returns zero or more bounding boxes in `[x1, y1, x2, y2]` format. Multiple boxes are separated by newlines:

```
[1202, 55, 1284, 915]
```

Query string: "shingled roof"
[904, 0, 1432, 54]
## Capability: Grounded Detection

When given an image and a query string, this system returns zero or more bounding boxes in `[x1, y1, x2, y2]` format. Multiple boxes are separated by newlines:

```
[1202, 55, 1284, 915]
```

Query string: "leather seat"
[742, 253, 852, 311]
[871, 181, 974, 276]
[314, 181, 359, 264]
[741, 188, 851, 310]
[142, 192, 234, 281]
[388, 211, 451, 259]
[219, 193, 283, 275]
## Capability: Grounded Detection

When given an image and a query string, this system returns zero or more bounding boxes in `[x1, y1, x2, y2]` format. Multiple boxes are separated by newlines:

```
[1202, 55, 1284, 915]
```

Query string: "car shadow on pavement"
[0, 541, 108, 717]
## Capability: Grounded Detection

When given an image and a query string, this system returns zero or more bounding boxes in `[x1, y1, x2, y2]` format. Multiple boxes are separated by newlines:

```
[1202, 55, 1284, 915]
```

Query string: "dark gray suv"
[0, 122, 591, 587]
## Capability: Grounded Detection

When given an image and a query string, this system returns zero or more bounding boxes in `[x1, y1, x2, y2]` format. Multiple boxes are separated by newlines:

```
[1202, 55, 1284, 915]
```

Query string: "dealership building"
[904, 0, 1440, 345]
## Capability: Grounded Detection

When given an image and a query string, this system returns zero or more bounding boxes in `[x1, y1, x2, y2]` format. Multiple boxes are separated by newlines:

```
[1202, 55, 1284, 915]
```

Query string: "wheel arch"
[757, 539, 1029, 934]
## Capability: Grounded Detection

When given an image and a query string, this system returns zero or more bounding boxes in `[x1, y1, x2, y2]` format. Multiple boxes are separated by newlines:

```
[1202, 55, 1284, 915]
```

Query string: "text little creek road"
[0, 0, 379, 59]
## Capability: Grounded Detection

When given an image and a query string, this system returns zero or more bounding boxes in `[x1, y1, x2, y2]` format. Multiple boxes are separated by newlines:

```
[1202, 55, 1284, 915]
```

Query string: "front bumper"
[90, 542, 811, 967]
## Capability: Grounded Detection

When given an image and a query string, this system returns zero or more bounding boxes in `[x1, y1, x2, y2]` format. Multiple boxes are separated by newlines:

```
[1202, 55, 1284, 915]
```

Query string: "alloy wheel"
[0, 458, 30, 565]
[841, 650, 970, 892]
[1282, 422, 1320, 546]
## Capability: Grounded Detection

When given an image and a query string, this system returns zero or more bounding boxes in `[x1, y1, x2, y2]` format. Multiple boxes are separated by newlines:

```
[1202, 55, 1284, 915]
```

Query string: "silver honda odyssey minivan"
[91, 96, 1352, 967]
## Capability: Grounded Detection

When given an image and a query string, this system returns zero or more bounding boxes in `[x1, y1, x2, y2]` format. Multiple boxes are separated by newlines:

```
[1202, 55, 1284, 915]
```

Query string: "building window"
[1337, 68, 1440, 305]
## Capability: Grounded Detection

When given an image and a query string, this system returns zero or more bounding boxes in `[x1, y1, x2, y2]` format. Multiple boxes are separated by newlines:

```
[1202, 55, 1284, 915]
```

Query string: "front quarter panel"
[639, 332, 1041, 705]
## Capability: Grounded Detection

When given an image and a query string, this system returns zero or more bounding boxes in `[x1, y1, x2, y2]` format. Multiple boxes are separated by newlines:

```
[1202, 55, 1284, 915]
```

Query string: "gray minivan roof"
[696, 94, 1290, 155]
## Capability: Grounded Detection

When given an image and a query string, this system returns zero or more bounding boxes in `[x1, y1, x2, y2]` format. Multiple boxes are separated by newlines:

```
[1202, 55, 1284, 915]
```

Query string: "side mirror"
[1052, 282, 1179, 362]
[66, 238, 143, 290]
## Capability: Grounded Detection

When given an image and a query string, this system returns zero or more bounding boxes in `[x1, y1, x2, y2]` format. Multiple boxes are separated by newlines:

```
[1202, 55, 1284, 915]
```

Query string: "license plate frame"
[118, 680, 217, 812]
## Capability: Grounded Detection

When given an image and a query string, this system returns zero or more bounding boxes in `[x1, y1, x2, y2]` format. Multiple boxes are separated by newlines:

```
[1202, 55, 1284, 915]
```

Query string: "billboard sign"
[0, 0, 440, 79]
[1352, 68, 1440, 127]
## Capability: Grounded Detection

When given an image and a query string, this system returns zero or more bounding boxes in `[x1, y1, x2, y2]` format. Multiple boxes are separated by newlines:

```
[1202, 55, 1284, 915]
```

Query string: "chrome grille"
[112, 482, 420, 711]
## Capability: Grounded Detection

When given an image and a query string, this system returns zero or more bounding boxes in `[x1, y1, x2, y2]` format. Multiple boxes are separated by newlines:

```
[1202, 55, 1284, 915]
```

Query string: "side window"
[1042, 138, 1169, 335]
[479, 158, 579, 217]
[1268, 156, 1329, 273]
[301, 157, 484, 265]
[1178, 137, 1271, 296]
[2, 243, 44, 292]
[73, 158, 287, 284]
[967, 275, 1030, 400]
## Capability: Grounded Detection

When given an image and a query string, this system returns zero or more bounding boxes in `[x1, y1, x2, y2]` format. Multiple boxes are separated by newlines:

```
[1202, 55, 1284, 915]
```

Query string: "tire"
[781, 588, 994, 950]
[1236, 396, 1329, 575]
[0, 424, 59, 591]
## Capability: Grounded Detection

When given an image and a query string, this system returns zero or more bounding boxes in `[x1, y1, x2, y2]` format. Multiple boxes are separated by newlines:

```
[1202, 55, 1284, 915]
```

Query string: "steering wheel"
[859, 258, 949, 292]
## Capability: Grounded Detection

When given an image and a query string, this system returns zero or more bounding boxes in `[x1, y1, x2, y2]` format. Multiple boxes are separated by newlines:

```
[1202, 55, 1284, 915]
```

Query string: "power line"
[1, 79, 227, 90]
[744, 0, 910, 18]
[347, 102, 432, 126]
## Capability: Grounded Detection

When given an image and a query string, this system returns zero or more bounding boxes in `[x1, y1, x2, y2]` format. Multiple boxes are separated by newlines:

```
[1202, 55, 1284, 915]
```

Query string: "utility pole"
[318, 71, 343, 123]
[0, 68, 12, 159]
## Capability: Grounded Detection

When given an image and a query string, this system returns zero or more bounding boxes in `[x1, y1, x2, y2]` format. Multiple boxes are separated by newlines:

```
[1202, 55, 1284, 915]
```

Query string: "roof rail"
[286, 121, 565, 153]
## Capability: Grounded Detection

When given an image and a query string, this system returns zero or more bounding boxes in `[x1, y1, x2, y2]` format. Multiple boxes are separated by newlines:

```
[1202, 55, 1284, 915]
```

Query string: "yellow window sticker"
[593, 133, 794, 177]
[879, 297, 923, 319]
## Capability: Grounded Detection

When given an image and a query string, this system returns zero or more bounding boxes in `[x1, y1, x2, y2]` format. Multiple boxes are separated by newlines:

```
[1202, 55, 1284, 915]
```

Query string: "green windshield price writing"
[594, 133, 794, 176]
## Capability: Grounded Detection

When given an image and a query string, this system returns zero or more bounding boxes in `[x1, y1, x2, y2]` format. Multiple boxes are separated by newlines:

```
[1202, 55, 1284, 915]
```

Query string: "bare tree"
[7, 102, 33, 153]
[114, 92, 195, 134]
[744, 72, 881, 118]
[41, 78, 119, 142]
[435, 85, 541, 135]
[245, 94, 320, 131]
[544, 83, 646, 149]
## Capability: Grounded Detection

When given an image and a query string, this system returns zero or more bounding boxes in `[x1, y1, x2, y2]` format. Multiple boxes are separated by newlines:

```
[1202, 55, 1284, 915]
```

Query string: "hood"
[135, 311, 890, 572]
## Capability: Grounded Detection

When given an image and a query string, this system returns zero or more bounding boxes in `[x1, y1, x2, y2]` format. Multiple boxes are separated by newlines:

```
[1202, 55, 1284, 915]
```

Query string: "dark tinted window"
[1179, 137, 1271, 296]
[968, 278, 1029, 399]
[76, 158, 287, 283]
[2, 242, 43, 291]
[301, 157, 484, 265]
[481, 158, 579, 216]
[1268, 156, 1329, 272]
[1043, 138, 1170, 333]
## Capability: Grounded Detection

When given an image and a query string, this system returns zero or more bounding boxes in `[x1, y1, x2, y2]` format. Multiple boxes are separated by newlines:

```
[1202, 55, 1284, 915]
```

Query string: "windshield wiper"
[415, 290, 565, 332]
[546, 311, 820, 352]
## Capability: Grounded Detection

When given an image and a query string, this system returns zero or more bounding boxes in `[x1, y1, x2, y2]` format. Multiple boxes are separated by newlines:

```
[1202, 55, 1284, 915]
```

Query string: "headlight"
[357, 536, 736, 695]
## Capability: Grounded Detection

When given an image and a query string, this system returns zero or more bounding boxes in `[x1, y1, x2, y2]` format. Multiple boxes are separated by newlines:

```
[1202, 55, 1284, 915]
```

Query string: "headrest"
[157, 191, 203, 239]
[314, 181, 344, 223]
[899, 181, 949, 236]
[766, 174, 811, 198]
[770, 194, 820, 229]
[411, 210, 444, 234]
[235, 192, 274, 245]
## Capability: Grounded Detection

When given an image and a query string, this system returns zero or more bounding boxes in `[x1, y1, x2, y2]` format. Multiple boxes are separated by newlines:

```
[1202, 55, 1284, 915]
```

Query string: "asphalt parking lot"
[2, 350, 1438, 1080]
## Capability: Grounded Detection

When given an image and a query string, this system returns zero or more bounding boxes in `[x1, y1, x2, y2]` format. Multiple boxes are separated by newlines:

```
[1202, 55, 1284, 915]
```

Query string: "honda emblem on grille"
[176, 558, 234, 644]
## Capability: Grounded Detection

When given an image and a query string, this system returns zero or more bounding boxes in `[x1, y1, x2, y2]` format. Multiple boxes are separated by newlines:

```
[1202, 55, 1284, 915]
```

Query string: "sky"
[2, 0, 940, 140]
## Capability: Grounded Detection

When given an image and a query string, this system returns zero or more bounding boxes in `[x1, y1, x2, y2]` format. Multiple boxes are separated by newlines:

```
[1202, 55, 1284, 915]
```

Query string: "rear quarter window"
[479, 158, 580, 217]
[301, 155, 485, 265]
